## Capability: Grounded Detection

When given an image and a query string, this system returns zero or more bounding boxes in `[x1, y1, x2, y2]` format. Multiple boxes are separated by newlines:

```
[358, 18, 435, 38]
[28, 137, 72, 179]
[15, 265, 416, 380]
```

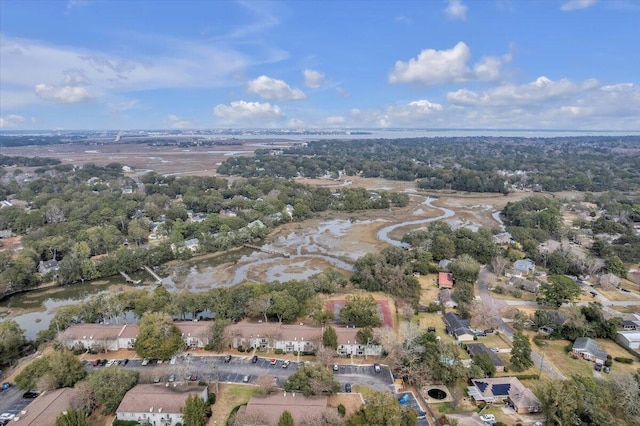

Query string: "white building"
[616, 331, 640, 350]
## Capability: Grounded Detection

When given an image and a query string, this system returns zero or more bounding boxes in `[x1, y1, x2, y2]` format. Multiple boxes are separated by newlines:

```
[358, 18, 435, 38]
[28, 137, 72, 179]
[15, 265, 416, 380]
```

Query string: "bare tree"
[491, 256, 510, 277]
[612, 373, 640, 417]
[45, 204, 67, 224]
[71, 383, 96, 412]
[254, 375, 279, 394]
[247, 294, 272, 323]
[232, 412, 267, 426]
[315, 345, 335, 368]
[399, 302, 415, 322]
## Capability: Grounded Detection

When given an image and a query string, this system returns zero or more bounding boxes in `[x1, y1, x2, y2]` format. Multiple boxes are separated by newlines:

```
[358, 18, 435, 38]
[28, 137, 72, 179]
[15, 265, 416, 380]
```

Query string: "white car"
[141, 358, 149, 366]
[480, 414, 496, 423]
[170, 357, 177, 365]
[490, 347, 500, 353]
[105, 359, 115, 367]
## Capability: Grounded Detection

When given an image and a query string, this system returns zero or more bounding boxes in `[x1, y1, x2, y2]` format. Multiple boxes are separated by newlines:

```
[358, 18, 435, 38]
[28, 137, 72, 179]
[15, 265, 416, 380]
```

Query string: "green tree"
[450, 254, 481, 283]
[356, 327, 374, 345]
[0, 319, 26, 367]
[348, 391, 417, 426]
[181, 394, 209, 426]
[431, 235, 456, 261]
[54, 408, 88, 426]
[471, 352, 496, 378]
[510, 332, 533, 371]
[134, 312, 185, 359]
[205, 319, 231, 352]
[605, 254, 627, 278]
[284, 363, 340, 397]
[15, 350, 86, 391]
[86, 367, 138, 414]
[278, 410, 294, 426]
[323, 326, 338, 350]
[268, 291, 300, 323]
[538, 275, 581, 308]
[339, 295, 382, 327]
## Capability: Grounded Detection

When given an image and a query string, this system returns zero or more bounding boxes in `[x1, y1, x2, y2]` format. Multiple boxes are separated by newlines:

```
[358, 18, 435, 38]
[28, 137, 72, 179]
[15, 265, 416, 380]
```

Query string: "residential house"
[38, 259, 59, 275]
[115, 384, 207, 426]
[512, 259, 536, 277]
[615, 331, 640, 350]
[621, 320, 640, 331]
[444, 312, 474, 341]
[0, 229, 15, 238]
[493, 232, 513, 245]
[465, 343, 505, 373]
[238, 393, 328, 426]
[59, 322, 210, 352]
[467, 377, 541, 414]
[452, 413, 486, 426]
[508, 277, 540, 294]
[229, 321, 322, 353]
[335, 327, 382, 357]
[438, 272, 454, 289]
[13, 388, 78, 426]
[183, 238, 200, 253]
[572, 337, 608, 364]
[439, 289, 457, 309]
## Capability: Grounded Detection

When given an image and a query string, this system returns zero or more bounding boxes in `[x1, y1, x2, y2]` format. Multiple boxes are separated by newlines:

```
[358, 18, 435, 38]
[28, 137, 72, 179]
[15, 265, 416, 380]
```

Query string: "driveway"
[477, 267, 566, 380]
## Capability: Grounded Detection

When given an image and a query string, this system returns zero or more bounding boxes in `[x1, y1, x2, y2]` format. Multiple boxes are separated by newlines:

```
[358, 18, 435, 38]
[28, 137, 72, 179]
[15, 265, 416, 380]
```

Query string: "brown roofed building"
[238, 393, 328, 425]
[229, 321, 321, 353]
[438, 272, 454, 289]
[13, 388, 78, 426]
[467, 377, 541, 414]
[58, 323, 130, 352]
[115, 384, 207, 426]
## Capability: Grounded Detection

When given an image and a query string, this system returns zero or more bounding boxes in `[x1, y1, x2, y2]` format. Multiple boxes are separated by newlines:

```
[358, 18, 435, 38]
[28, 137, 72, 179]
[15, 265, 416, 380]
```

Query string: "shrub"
[493, 285, 505, 294]
[532, 334, 547, 347]
[113, 421, 139, 426]
[237, 345, 244, 352]
[614, 357, 634, 364]
[208, 393, 216, 405]
[338, 404, 346, 417]
[275, 348, 284, 355]
[198, 381, 207, 386]
[511, 289, 523, 299]
[605, 358, 612, 367]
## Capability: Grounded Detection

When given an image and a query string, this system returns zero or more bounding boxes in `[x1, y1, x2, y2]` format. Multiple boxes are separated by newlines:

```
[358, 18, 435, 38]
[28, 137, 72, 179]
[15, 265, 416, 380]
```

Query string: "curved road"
[477, 267, 566, 380]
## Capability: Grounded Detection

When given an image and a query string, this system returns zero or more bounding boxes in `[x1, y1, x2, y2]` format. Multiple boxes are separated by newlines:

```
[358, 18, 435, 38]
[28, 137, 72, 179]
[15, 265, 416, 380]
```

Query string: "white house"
[115, 384, 207, 426]
[229, 321, 321, 354]
[335, 327, 382, 357]
[616, 331, 640, 350]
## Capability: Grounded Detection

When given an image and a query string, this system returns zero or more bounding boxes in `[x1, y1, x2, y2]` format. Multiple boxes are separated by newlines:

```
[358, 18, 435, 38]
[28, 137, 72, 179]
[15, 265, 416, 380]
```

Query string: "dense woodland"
[0, 159, 408, 298]
[216, 136, 640, 193]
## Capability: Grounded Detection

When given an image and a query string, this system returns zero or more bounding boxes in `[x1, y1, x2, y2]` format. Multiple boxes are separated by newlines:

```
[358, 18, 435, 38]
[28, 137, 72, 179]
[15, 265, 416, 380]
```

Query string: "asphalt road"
[477, 267, 567, 380]
[0, 386, 32, 420]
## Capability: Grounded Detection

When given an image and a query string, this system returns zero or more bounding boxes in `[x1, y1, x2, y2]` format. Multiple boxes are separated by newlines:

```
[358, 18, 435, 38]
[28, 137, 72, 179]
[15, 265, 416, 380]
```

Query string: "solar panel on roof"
[475, 381, 489, 392]
[492, 383, 511, 396]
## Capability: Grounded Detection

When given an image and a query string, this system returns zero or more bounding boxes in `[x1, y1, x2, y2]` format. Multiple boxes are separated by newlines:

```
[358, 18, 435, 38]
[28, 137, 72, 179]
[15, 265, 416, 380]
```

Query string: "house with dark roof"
[467, 377, 541, 414]
[572, 337, 608, 364]
[38, 259, 59, 275]
[466, 343, 505, 372]
[116, 384, 207, 426]
[238, 393, 329, 426]
[444, 312, 474, 341]
[438, 272, 454, 289]
[621, 320, 640, 331]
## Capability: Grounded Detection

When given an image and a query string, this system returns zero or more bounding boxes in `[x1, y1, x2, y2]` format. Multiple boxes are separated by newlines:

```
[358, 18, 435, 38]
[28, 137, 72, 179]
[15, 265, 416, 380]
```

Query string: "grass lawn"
[594, 338, 640, 375]
[473, 333, 511, 350]
[327, 393, 364, 418]
[207, 384, 262, 426]
[418, 274, 440, 305]
[540, 339, 593, 378]
[490, 290, 537, 302]
[595, 287, 640, 302]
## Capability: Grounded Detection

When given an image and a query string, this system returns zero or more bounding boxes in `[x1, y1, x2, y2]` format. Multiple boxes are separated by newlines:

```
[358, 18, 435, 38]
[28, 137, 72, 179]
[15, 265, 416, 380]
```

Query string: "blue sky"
[1, 0, 639, 130]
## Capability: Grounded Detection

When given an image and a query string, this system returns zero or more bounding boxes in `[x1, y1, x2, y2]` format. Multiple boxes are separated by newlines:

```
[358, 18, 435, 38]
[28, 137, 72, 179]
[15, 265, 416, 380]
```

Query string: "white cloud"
[0, 114, 26, 128]
[34, 84, 95, 103]
[108, 99, 141, 114]
[303, 69, 325, 89]
[561, 0, 598, 11]
[164, 114, 193, 129]
[213, 100, 284, 126]
[247, 75, 306, 100]
[447, 76, 599, 106]
[288, 118, 306, 128]
[389, 42, 509, 85]
[325, 116, 346, 125]
[444, 0, 468, 21]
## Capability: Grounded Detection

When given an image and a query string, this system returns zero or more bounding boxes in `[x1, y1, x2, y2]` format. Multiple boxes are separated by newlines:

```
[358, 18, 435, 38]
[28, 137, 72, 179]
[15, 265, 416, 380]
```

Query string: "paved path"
[477, 267, 566, 380]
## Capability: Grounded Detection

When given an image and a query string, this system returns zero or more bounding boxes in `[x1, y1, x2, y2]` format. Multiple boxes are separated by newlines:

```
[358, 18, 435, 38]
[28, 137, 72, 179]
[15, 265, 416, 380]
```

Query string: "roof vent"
[158, 408, 162, 413]
[149, 407, 153, 413]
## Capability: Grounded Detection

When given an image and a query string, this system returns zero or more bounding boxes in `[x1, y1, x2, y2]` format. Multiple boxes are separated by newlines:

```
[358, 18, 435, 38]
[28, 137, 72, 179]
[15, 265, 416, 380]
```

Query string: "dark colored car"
[484, 328, 495, 334]
[345, 383, 352, 393]
[224, 355, 232, 363]
[23, 391, 39, 399]
[252, 355, 259, 363]
[99, 359, 108, 366]
[122, 358, 129, 366]
[427, 327, 436, 332]
[594, 363, 603, 372]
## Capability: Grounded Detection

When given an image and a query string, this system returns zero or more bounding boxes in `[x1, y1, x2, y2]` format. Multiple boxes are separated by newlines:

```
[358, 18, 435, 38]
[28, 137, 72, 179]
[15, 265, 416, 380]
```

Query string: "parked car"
[141, 358, 149, 366]
[474, 330, 487, 337]
[170, 357, 177, 365]
[189, 374, 197, 381]
[168, 375, 175, 382]
[153, 376, 161, 383]
[99, 359, 108, 366]
[122, 358, 129, 366]
[490, 347, 500, 353]
[92, 359, 101, 366]
[252, 355, 259, 363]
[333, 364, 339, 371]
[373, 363, 381, 373]
[224, 355, 232, 363]
[282, 360, 290, 368]
[604, 366, 611, 373]
[484, 328, 495, 334]
[105, 360, 116, 367]
[270, 358, 277, 366]
[243, 375, 250, 383]
[22, 391, 39, 399]
[427, 327, 436, 332]
[480, 414, 496, 423]
[345, 383, 352, 393]
[594, 363, 603, 372]
[1, 383, 11, 391]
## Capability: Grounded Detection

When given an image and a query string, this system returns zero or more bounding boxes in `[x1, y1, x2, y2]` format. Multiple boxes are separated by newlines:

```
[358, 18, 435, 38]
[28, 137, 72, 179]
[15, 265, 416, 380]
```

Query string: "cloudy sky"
[1, 0, 639, 130]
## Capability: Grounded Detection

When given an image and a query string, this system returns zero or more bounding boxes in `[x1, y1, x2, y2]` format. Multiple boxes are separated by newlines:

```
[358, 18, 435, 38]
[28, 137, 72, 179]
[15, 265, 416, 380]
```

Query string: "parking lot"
[0, 386, 32, 423]
[397, 391, 429, 426]
[85, 355, 395, 392]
